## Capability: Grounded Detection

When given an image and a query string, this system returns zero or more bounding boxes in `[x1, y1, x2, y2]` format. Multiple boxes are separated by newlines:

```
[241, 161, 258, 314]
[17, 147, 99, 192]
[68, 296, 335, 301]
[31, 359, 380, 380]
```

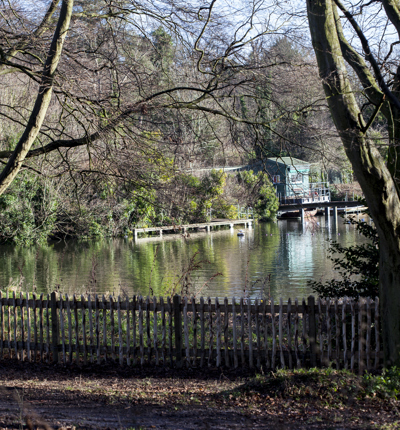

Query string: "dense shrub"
[0, 169, 279, 245]
[235, 170, 279, 221]
[0, 173, 59, 245]
[309, 208, 379, 298]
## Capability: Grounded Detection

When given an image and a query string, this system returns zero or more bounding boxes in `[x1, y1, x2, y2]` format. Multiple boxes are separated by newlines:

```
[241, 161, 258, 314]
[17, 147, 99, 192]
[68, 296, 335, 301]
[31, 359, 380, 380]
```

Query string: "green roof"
[267, 157, 310, 167]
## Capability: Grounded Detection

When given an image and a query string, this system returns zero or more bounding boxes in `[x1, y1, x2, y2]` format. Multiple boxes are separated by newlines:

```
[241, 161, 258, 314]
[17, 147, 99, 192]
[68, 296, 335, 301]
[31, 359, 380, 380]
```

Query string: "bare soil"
[0, 361, 398, 429]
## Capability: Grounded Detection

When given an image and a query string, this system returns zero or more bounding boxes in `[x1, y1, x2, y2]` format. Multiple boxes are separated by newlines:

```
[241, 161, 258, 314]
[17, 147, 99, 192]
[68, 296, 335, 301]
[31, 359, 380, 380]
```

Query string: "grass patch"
[235, 367, 400, 405]
[239, 368, 362, 402]
[364, 367, 400, 399]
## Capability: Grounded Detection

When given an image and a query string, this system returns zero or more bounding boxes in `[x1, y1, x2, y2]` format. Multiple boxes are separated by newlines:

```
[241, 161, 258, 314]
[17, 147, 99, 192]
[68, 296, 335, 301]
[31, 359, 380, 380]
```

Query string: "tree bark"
[307, 0, 400, 366]
[0, 0, 73, 195]
[0, 0, 59, 74]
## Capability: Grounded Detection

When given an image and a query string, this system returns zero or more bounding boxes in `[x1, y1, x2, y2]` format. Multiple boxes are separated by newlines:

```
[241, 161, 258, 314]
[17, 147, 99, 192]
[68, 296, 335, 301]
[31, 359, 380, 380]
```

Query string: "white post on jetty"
[301, 208, 305, 224]
[325, 207, 331, 228]
[333, 207, 338, 228]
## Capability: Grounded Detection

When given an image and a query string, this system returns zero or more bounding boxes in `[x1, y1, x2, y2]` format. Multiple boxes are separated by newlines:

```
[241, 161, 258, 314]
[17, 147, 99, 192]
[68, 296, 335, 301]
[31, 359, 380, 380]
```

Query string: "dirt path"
[0, 362, 398, 429]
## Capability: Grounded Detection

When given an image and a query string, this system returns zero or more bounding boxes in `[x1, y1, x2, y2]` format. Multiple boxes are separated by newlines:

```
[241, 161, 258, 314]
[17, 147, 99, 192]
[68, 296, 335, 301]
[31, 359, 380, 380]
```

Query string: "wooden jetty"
[278, 200, 367, 224]
[336, 206, 368, 214]
[133, 219, 253, 239]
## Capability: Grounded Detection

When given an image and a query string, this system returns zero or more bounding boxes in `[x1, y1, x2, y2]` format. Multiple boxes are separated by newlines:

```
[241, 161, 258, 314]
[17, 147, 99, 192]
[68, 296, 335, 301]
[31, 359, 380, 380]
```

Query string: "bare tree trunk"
[0, 0, 59, 74]
[0, 0, 74, 195]
[307, 0, 400, 366]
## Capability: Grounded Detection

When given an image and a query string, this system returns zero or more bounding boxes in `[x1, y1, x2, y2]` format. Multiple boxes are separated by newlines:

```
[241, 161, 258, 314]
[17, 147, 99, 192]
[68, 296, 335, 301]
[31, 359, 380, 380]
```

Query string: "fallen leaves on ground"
[0, 361, 398, 429]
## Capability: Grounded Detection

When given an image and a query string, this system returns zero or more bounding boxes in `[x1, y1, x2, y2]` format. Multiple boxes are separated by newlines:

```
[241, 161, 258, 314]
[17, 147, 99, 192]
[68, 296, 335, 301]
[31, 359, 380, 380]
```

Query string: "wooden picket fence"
[0, 292, 382, 372]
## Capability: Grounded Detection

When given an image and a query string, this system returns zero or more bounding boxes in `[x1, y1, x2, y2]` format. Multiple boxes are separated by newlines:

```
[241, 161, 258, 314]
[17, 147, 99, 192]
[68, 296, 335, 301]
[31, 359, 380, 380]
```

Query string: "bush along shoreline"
[0, 169, 278, 246]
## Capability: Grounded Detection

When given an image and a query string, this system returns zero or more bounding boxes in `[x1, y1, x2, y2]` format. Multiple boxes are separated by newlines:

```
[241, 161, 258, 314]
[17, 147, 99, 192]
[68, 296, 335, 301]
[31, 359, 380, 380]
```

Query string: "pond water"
[0, 215, 370, 300]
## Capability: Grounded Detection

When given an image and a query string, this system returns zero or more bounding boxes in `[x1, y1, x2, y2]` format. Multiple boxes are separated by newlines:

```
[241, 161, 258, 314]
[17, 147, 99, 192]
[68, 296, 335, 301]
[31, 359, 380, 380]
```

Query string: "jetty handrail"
[0, 292, 381, 372]
[133, 219, 253, 238]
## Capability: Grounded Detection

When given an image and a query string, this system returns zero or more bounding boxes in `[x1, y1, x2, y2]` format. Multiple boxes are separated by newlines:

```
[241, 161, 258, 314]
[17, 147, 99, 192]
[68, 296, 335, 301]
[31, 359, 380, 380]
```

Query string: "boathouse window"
[290, 173, 302, 183]
[272, 175, 280, 184]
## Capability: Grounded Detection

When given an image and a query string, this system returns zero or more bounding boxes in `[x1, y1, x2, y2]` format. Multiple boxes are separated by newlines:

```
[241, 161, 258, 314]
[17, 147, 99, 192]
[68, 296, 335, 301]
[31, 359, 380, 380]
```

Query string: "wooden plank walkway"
[279, 200, 365, 210]
[133, 219, 253, 239]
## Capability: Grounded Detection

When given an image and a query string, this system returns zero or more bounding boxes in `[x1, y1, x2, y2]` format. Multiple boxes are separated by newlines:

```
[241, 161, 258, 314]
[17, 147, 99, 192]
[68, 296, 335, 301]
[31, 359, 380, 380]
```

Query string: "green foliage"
[0, 173, 59, 246]
[212, 200, 238, 220]
[172, 169, 227, 223]
[123, 188, 157, 228]
[243, 367, 400, 402]
[236, 170, 279, 220]
[364, 367, 400, 399]
[0, 167, 278, 243]
[309, 209, 378, 298]
[241, 368, 363, 402]
[150, 26, 174, 70]
[254, 181, 279, 220]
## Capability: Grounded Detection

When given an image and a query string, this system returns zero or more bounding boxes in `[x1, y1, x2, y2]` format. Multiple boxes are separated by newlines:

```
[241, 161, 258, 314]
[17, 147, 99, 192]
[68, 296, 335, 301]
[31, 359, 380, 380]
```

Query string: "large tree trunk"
[0, 0, 74, 195]
[307, 0, 400, 366]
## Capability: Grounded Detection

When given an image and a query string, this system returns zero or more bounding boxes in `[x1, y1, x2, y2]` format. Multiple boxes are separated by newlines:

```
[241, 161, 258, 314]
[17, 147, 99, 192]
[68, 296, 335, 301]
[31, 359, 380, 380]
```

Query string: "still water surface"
[0, 216, 369, 300]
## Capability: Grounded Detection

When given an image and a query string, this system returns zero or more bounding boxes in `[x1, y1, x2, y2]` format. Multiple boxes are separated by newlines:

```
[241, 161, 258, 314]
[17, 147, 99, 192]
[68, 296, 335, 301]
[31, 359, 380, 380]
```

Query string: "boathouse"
[264, 157, 310, 198]
[191, 157, 330, 205]
[264, 157, 330, 204]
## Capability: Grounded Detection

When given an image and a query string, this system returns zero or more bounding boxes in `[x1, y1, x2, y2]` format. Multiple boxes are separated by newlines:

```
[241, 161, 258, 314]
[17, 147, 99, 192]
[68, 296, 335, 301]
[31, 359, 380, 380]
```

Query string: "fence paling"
[287, 299, 292, 369]
[335, 300, 339, 367]
[216, 298, 221, 368]
[351, 300, 355, 371]
[199, 297, 205, 367]
[0, 294, 382, 371]
[60, 296, 66, 364]
[301, 299, 307, 367]
[294, 298, 299, 368]
[192, 297, 197, 367]
[146, 296, 151, 364]
[32, 293, 36, 359]
[82, 294, 87, 365]
[366, 298, 371, 371]
[342, 298, 347, 370]
[375, 299, 380, 370]
[279, 298, 284, 369]
[224, 297, 229, 368]
[184, 297, 189, 367]
[12, 293, 17, 359]
[26, 293, 30, 361]
[0, 291, 3, 360]
[254, 299, 259, 369]
[167, 296, 172, 366]
[271, 298, 276, 369]
[264, 300, 270, 369]
[126, 297, 130, 366]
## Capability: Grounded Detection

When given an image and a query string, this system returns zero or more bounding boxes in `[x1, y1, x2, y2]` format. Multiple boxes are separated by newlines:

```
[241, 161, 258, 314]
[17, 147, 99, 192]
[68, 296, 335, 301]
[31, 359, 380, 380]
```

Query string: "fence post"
[173, 295, 182, 368]
[51, 292, 59, 364]
[308, 296, 317, 367]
